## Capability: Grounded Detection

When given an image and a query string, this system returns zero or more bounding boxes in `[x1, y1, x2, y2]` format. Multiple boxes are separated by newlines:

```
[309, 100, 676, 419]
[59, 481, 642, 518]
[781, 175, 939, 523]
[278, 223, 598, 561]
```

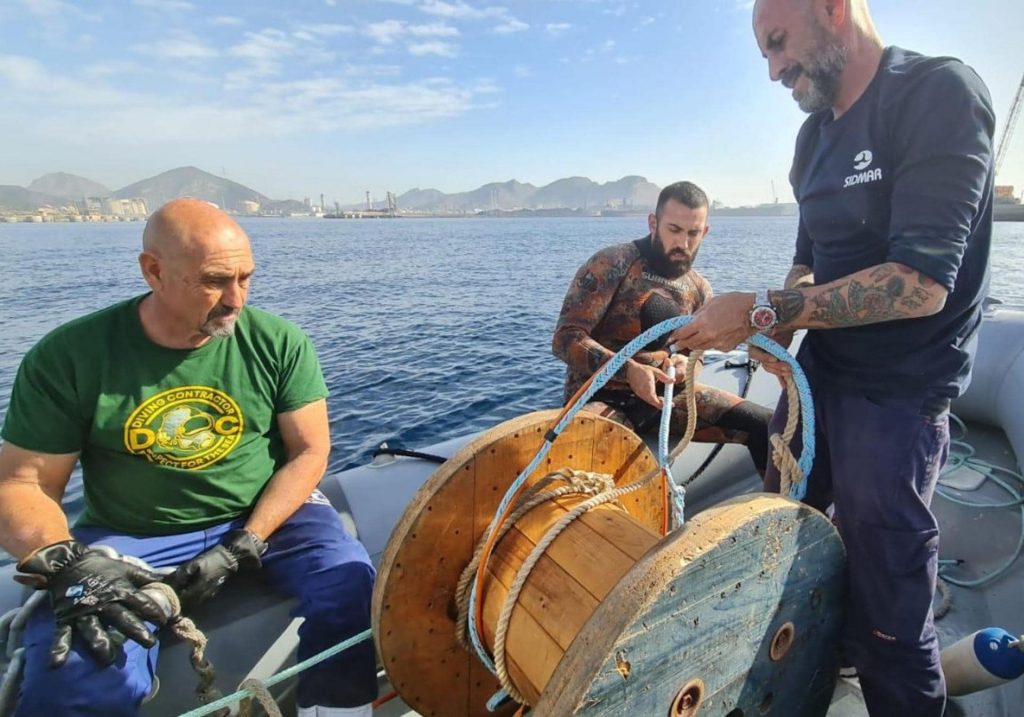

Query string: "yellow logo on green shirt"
[124, 386, 244, 470]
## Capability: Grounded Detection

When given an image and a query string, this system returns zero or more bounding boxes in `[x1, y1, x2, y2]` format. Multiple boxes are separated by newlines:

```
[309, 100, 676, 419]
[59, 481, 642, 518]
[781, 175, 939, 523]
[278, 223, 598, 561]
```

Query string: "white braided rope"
[773, 375, 803, 496]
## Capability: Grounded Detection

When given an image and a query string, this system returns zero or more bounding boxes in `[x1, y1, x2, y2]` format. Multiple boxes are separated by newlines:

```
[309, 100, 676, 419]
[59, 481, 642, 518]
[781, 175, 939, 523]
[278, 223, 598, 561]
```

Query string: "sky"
[0, 0, 1022, 207]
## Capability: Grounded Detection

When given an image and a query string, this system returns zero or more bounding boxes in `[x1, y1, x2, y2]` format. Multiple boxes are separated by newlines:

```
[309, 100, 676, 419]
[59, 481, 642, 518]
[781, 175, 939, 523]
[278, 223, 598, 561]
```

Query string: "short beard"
[201, 307, 238, 338]
[798, 31, 846, 113]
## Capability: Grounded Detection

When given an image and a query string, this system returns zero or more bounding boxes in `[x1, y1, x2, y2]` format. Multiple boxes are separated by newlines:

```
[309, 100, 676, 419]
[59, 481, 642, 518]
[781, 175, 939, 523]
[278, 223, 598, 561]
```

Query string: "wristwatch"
[749, 289, 779, 333]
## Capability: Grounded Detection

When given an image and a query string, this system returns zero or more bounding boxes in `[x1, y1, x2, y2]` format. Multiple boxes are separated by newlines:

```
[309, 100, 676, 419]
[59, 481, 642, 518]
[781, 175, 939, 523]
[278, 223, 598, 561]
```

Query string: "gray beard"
[798, 39, 846, 113]
[201, 313, 238, 338]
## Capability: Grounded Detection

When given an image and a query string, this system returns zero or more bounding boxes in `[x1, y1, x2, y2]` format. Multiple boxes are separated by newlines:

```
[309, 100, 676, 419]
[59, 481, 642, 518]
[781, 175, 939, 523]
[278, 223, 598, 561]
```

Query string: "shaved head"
[142, 198, 249, 261]
[138, 199, 256, 348]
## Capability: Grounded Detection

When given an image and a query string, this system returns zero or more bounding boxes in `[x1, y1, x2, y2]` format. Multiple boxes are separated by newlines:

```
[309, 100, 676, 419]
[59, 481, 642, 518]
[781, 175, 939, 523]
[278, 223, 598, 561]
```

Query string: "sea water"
[1, 216, 1022, 528]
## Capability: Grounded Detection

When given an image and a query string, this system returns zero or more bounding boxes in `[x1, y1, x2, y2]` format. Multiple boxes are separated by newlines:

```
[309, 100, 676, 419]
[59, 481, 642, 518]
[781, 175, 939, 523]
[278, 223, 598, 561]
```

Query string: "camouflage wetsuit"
[552, 235, 771, 473]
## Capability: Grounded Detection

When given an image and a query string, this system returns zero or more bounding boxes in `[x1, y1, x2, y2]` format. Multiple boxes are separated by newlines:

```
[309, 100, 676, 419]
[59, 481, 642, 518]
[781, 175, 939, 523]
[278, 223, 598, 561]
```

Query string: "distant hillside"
[0, 186, 68, 211]
[390, 175, 659, 213]
[112, 167, 272, 211]
[28, 172, 110, 200]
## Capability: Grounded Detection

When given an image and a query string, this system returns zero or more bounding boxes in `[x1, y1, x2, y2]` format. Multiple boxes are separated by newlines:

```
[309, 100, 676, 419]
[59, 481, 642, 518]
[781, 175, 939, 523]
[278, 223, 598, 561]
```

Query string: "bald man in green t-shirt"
[0, 199, 376, 716]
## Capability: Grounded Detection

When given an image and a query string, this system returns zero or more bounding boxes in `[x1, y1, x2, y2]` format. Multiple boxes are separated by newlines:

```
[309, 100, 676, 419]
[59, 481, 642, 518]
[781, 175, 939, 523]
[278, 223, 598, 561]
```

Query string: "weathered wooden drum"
[372, 410, 846, 716]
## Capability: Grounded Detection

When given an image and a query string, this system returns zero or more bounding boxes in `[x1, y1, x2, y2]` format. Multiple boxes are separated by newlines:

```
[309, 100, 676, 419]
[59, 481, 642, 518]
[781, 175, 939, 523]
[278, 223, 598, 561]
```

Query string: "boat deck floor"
[374, 416, 1023, 716]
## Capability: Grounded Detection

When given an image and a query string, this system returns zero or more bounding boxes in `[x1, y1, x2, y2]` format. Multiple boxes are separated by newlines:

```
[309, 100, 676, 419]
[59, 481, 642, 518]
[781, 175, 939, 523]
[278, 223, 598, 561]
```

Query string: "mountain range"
[0, 167, 662, 214]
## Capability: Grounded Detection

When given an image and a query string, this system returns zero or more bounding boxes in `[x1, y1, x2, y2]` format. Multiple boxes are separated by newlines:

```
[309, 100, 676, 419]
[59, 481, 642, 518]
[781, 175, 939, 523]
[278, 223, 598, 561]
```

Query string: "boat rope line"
[936, 413, 1024, 589]
[458, 316, 814, 709]
[678, 359, 758, 489]
[176, 628, 373, 717]
[144, 581, 227, 709]
[371, 445, 448, 464]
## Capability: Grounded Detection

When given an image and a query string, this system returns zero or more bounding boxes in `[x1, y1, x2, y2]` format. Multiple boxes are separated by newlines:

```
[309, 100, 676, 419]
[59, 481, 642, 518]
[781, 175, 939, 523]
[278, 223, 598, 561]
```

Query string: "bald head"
[138, 198, 256, 348]
[143, 198, 249, 260]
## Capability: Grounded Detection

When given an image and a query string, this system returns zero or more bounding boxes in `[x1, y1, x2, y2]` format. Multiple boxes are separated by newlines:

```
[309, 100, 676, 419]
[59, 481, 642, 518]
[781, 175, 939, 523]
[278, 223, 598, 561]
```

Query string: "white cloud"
[82, 61, 144, 80]
[545, 23, 572, 37]
[230, 29, 294, 62]
[295, 23, 354, 37]
[419, 1, 505, 20]
[0, 53, 493, 143]
[364, 20, 458, 45]
[365, 20, 406, 45]
[139, 31, 219, 60]
[493, 18, 528, 34]
[132, 0, 195, 11]
[209, 15, 243, 26]
[408, 41, 458, 57]
[20, 0, 99, 19]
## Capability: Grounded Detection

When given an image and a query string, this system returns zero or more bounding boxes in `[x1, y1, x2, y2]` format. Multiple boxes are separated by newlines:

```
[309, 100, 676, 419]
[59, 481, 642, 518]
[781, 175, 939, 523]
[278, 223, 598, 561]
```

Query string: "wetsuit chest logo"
[123, 385, 245, 470]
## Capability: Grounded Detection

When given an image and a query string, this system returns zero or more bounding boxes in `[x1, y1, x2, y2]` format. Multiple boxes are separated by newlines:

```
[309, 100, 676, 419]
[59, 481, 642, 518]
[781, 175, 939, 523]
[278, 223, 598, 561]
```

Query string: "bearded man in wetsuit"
[552, 181, 772, 476]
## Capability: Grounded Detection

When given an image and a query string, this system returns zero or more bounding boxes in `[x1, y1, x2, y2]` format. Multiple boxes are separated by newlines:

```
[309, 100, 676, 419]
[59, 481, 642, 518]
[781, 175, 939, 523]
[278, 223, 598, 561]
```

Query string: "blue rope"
[176, 628, 372, 717]
[468, 316, 816, 693]
[748, 332, 816, 499]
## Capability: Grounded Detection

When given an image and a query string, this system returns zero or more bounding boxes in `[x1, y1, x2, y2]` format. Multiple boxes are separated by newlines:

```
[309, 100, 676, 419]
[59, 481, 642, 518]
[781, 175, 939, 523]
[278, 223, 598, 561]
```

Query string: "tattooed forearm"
[769, 289, 805, 325]
[797, 263, 946, 329]
[785, 264, 815, 289]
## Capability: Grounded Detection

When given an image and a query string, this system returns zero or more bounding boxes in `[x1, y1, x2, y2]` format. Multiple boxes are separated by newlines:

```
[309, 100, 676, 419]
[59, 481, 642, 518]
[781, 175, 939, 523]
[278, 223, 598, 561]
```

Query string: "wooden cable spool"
[372, 410, 846, 716]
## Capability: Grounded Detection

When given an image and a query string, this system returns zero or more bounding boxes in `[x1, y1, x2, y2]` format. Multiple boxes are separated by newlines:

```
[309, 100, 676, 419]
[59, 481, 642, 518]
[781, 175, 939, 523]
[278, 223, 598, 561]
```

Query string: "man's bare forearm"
[243, 450, 328, 541]
[0, 481, 72, 561]
[770, 262, 947, 330]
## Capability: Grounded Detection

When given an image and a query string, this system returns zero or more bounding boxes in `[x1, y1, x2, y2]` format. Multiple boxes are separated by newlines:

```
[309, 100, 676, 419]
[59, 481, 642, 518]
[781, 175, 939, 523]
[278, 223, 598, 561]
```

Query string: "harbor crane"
[995, 71, 1024, 177]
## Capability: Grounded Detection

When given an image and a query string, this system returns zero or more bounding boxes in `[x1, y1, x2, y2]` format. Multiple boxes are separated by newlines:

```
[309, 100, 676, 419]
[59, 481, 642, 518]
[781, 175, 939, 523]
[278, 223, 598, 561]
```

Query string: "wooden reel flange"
[372, 409, 846, 716]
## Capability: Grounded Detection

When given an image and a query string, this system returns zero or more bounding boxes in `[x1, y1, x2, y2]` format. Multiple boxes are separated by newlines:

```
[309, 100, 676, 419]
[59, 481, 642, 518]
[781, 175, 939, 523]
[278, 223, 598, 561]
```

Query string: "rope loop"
[462, 317, 816, 702]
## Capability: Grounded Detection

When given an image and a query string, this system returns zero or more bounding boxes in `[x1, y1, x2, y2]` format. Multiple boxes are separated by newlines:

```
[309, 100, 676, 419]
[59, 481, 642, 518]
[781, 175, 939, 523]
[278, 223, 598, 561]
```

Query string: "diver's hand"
[166, 529, 267, 609]
[14, 540, 167, 667]
[750, 330, 795, 387]
[626, 360, 671, 408]
[662, 353, 699, 384]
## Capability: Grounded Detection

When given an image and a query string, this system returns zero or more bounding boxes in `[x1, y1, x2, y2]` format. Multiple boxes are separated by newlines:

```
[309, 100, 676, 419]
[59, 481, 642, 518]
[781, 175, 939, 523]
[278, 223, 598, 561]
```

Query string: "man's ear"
[139, 252, 161, 291]
[820, 0, 847, 30]
[648, 213, 657, 236]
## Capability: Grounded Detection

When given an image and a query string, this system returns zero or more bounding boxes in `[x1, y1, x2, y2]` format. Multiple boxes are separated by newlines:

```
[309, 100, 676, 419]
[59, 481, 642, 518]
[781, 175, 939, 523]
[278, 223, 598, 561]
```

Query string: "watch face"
[751, 306, 777, 330]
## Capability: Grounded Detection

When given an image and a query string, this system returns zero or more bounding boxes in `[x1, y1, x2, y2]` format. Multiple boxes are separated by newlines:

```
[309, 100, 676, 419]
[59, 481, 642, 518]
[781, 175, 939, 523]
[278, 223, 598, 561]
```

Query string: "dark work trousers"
[17, 499, 378, 716]
[765, 382, 950, 717]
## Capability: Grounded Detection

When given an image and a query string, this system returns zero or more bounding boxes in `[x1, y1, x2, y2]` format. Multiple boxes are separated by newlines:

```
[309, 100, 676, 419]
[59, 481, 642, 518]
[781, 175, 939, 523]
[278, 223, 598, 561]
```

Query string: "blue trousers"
[765, 381, 949, 717]
[17, 501, 378, 716]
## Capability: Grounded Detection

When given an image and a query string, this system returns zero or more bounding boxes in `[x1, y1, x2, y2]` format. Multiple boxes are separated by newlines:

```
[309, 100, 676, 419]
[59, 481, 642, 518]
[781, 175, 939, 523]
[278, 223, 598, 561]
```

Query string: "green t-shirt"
[1, 295, 329, 534]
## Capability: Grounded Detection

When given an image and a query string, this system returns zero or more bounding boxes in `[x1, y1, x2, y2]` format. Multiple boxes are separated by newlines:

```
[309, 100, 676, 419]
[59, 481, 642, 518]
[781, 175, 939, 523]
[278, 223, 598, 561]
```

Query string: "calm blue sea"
[1, 216, 1022, 524]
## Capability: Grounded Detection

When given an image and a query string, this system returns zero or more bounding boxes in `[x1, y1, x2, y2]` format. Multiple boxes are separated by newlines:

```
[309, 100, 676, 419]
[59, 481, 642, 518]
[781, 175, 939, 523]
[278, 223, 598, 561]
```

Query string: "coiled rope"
[936, 414, 1024, 588]
[458, 317, 814, 709]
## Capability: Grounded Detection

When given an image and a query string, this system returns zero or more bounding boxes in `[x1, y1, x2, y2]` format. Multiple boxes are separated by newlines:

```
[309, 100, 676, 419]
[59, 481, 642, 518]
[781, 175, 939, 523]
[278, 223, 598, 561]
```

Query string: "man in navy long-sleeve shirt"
[670, 1, 994, 714]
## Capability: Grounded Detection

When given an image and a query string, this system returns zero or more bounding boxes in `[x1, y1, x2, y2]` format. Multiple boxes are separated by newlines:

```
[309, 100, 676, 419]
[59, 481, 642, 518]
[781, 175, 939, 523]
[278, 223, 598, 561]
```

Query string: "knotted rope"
[144, 581, 228, 713]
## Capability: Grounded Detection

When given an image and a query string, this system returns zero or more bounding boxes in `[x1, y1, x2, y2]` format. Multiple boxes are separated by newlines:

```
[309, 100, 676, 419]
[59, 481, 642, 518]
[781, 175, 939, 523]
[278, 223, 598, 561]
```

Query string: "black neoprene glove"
[165, 529, 267, 609]
[14, 540, 168, 668]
